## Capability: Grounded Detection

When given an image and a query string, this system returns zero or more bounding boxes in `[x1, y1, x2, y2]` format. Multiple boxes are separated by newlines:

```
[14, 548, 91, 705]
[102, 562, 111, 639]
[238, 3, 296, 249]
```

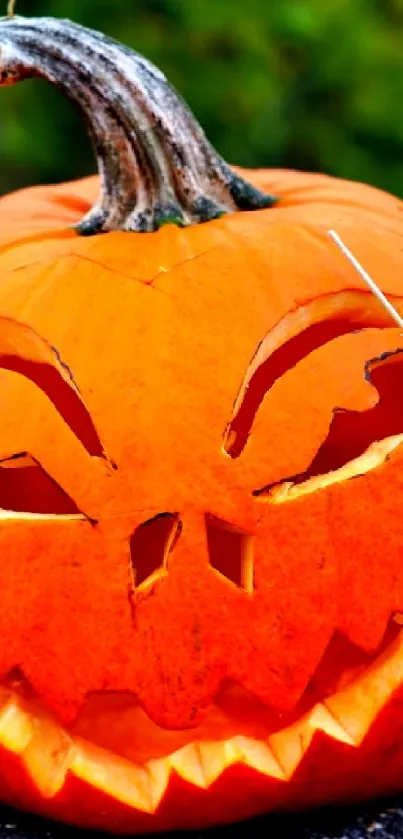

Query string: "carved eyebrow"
[0, 315, 105, 458]
[225, 236, 403, 462]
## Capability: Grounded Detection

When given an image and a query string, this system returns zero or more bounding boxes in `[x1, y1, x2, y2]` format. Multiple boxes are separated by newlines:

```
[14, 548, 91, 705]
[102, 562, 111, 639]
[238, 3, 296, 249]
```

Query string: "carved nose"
[129, 512, 254, 597]
[129, 513, 182, 591]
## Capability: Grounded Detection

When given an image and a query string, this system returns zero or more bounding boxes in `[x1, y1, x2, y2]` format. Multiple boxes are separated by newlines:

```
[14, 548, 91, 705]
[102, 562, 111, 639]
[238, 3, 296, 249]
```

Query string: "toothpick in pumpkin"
[329, 228, 403, 329]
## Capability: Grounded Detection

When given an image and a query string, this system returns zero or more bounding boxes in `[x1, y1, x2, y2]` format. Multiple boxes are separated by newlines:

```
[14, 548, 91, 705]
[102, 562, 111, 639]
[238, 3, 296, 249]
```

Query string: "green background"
[1, 0, 403, 197]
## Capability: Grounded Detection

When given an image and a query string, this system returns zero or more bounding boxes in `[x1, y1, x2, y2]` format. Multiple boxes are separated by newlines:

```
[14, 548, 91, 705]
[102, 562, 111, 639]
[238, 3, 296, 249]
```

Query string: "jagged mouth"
[2, 622, 403, 814]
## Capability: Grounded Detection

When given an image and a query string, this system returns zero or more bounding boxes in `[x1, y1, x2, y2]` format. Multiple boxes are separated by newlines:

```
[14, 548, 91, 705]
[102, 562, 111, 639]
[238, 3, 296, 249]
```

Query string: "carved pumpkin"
[1, 11, 403, 834]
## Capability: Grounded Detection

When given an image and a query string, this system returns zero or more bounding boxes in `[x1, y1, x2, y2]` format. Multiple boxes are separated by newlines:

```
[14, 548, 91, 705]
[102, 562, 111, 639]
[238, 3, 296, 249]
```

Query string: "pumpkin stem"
[6, 0, 16, 17]
[0, 16, 277, 233]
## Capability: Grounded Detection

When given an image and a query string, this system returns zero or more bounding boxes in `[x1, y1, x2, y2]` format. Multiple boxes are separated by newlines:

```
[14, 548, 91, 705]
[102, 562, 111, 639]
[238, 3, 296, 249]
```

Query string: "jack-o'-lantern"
[0, 10, 403, 834]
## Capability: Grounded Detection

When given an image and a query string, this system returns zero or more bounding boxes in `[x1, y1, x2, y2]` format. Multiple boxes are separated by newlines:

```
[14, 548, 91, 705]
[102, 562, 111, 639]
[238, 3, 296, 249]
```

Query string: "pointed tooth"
[146, 758, 171, 811]
[269, 715, 314, 778]
[323, 633, 403, 745]
[195, 741, 236, 786]
[310, 703, 356, 746]
[232, 736, 285, 780]
[0, 697, 34, 753]
[22, 716, 74, 798]
[323, 692, 376, 746]
[71, 738, 152, 812]
[222, 738, 243, 764]
[169, 743, 207, 788]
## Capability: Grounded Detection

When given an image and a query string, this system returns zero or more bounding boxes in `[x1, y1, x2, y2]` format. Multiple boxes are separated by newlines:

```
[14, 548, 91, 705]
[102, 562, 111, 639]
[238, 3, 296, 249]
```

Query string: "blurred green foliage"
[0, 0, 403, 196]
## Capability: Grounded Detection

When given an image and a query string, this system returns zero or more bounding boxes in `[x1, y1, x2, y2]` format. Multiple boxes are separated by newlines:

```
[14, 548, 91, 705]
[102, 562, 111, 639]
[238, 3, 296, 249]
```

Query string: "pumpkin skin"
[2, 15, 403, 837]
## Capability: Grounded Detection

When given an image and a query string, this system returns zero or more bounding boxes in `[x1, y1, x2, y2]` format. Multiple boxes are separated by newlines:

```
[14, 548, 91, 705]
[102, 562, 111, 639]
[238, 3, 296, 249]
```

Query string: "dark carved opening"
[0, 453, 81, 514]
[225, 319, 371, 459]
[254, 351, 403, 496]
[3, 355, 104, 458]
[205, 514, 254, 593]
[130, 513, 182, 588]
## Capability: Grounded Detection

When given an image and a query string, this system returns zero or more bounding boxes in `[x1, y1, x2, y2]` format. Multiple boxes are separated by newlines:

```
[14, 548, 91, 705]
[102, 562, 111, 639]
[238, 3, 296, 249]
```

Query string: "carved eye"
[0, 316, 105, 517]
[0, 453, 80, 515]
[255, 351, 403, 501]
[224, 293, 403, 502]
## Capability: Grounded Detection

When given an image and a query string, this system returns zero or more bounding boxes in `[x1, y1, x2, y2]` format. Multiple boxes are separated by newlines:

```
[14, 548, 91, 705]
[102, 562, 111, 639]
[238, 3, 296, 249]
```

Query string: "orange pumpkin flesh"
[1, 13, 403, 834]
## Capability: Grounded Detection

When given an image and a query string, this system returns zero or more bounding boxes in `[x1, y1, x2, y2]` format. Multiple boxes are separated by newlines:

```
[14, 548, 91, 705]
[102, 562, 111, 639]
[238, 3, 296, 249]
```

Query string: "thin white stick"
[329, 228, 403, 329]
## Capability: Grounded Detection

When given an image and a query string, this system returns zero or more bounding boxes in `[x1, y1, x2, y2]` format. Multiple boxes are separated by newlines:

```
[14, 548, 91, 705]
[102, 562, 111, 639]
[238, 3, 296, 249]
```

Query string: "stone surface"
[1, 799, 403, 839]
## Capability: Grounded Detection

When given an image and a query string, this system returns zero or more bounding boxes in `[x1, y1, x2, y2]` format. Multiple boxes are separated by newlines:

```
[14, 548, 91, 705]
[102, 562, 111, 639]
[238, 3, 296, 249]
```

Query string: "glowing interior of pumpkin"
[2, 625, 403, 811]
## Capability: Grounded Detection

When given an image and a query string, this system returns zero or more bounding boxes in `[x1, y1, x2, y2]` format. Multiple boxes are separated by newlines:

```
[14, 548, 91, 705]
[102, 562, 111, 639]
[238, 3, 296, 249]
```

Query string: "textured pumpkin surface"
[0, 167, 403, 831]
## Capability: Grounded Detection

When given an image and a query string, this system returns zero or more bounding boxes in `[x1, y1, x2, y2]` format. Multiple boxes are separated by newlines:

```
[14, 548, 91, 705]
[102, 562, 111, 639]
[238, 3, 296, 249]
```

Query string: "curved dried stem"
[6, 0, 16, 17]
[0, 16, 277, 234]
